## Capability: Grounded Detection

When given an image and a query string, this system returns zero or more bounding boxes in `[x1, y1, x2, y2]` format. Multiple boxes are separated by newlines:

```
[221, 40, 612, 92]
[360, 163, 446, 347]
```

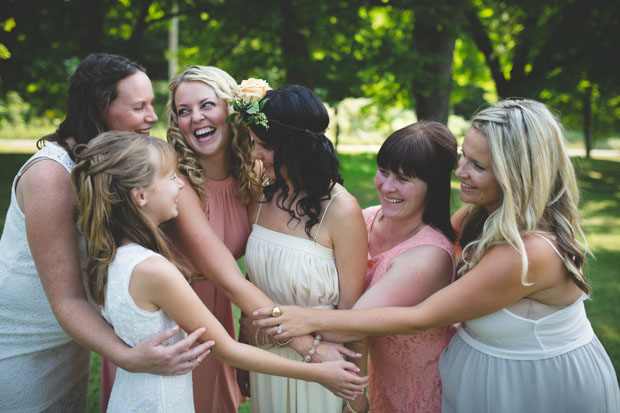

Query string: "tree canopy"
[1, 0, 618, 143]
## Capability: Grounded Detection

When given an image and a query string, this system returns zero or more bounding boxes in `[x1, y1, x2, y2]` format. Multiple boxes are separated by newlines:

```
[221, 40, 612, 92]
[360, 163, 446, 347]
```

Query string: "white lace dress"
[0, 143, 90, 412]
[102, 243, 193, 413]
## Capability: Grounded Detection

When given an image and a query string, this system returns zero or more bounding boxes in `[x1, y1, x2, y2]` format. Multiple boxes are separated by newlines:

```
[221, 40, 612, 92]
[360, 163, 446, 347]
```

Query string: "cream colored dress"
[245, 193, 344, 413]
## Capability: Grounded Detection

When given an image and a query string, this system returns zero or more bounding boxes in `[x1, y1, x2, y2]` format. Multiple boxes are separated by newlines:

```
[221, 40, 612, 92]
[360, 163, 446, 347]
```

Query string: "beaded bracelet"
[303, 334, 322, 362]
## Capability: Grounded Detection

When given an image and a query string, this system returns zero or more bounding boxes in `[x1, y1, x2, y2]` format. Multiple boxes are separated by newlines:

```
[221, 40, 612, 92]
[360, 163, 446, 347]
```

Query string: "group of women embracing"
[0, 52, 618, 413]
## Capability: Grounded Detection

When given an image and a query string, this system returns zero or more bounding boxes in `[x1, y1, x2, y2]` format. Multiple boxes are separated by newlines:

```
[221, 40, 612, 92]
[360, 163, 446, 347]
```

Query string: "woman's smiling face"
[174, 81, 232, 161]
[374, 167, 428, 222]
[455, 126, 503, 212]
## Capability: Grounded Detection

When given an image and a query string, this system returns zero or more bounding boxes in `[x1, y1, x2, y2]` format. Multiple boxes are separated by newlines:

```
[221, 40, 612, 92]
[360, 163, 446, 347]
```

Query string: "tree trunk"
[583, 85, 592, 158]
[278, 0, 314, 87]
[411, 0, 466, 125]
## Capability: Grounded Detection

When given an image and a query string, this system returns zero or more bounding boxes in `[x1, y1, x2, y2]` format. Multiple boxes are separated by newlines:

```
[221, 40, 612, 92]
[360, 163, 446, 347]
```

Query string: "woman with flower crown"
[100, 67, 365, 412]
[231, 84, 369, 413]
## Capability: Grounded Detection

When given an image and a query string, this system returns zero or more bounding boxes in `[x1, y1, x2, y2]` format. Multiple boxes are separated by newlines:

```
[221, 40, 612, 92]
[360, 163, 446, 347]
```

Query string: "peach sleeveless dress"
[99, 175, 248, 413]
[364, 206, 456, 413]
[190, 175, 249, 413]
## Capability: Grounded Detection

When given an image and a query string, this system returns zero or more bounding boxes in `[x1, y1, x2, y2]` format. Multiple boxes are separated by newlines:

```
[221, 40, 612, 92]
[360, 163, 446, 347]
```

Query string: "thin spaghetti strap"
[313, 190, 343, 242]
[254, 193, 265, 225]
[534, 233, 564, 260]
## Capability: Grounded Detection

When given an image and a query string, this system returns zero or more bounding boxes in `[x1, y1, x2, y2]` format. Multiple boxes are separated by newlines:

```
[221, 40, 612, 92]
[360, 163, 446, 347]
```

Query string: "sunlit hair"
[249, 85, 343, 238]
[38, 53, 145, 160]
[377, 121, 457, 242]
[458, 99, 590, 294]
[71, 131, 190, 306]
[165, 65, 261, 205]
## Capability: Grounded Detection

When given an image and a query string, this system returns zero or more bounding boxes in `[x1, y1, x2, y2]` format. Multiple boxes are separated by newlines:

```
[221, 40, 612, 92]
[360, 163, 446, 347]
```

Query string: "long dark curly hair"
[249, 85, 342, 238]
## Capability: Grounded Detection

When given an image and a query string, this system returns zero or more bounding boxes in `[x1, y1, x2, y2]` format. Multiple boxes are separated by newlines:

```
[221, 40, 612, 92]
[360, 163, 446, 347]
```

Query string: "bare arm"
[20, 160, 210, 374]
[168, 174, 274, 315]
[322, 244, 453, 343]
[255, 241, 556, 337]
[141, 257, 369, 399]
[329, 190, 368, 309]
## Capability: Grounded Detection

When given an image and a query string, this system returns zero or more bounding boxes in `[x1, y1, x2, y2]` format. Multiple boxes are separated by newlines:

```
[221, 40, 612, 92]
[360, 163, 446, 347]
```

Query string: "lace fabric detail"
[363, 205, 456, 412]
[103, 244, 193, 412]
[0, 143, 90, 411]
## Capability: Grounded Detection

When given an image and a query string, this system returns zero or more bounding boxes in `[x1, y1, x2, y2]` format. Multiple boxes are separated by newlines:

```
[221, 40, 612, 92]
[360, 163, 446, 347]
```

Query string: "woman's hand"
[315, 360, 369, 400]
[126, 325, 214, 375]
[311, 340, 361, 363]
[252, 305, 319, 339]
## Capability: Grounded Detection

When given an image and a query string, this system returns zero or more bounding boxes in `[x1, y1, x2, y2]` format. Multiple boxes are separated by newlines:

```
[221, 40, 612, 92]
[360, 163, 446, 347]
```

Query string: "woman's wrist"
[345, 393, 370, 413]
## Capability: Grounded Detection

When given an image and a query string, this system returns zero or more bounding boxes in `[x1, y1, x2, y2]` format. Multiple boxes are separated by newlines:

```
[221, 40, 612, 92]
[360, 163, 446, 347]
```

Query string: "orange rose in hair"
[239, 78, 271, 101]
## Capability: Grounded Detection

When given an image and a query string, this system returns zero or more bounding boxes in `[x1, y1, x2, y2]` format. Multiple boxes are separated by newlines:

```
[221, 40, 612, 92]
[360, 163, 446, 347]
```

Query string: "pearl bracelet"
[303, 334, 322, 362]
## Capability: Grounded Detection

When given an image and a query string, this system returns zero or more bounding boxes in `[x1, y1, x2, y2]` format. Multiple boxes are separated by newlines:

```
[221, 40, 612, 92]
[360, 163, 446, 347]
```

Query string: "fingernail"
[252, 311, 258, 316]
[356, 353, 361, 357]
[205, 350, 211, 355]
[252, 320, 256, 326]
[172, 325, 179, 331]
[199, 328, 206, 333]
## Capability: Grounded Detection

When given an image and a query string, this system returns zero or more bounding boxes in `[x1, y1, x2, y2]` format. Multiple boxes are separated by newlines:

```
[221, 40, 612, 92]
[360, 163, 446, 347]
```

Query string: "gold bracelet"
[345, 395, 370, 413]
[274, 336, 294, 346]
[261, 329, 274, 349]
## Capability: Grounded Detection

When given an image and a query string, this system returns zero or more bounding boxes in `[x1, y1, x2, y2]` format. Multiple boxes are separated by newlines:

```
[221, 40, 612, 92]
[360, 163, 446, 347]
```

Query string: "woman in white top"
[0, 53, 209, 412]
[255, 99, 620, 412]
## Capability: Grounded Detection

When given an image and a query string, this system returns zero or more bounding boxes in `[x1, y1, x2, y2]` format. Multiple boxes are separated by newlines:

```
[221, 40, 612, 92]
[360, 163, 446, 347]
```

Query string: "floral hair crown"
[226, 78, 271, 129]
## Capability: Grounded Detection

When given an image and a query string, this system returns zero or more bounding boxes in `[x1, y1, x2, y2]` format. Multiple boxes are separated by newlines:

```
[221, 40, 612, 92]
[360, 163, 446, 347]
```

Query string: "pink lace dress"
[364, 206, 456, 413]
[99, 176, 248, 413]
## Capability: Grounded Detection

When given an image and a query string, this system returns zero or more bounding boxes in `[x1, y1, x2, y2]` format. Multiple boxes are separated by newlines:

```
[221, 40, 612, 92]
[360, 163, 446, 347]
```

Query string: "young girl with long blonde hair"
[71, 131, 368, 412]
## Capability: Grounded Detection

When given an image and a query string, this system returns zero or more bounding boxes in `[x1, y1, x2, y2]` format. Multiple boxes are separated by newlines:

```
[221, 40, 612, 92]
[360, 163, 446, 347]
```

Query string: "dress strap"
[254, 193, 266, 225]
[534, 233, 564, 260]
[313, 190, 343, 242]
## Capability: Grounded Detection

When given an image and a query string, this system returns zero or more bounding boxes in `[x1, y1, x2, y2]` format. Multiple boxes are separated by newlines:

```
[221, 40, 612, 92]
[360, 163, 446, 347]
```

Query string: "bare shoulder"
[18, 159, 75, 214]
[326, 183, 362, 218]
[522, 234, 569, 285]
[390, 244, 453, 281]
[19, 158, 72, 193]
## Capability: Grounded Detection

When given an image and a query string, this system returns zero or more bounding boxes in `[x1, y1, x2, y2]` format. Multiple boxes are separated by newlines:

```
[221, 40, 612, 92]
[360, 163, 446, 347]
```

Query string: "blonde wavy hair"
[458, 99, 591, 294]
[71, 131, 190, 306]
[165, 65, 261, 205]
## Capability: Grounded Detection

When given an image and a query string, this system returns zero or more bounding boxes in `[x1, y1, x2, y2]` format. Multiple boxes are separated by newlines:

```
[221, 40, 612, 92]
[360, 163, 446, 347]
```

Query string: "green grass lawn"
[0, 151, 618, 412]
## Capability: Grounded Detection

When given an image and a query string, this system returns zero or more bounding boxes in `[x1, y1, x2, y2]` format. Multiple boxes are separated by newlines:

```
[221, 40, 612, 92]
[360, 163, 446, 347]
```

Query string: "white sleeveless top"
[103, 243, 193, 412]
[458, 234, 593, 360]
[440, 234, 620, 412]
[0, 143, 90, 412]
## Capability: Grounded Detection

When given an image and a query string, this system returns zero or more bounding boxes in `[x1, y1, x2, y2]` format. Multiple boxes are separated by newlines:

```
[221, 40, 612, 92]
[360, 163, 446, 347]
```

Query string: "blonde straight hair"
[166, 65, 261, 205]
[459, 99, 591, 294]
[72, 131, 190, 306]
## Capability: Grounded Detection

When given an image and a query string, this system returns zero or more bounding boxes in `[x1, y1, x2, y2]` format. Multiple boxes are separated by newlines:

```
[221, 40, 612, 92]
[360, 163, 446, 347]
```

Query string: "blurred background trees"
[0, 0, 618, 154]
